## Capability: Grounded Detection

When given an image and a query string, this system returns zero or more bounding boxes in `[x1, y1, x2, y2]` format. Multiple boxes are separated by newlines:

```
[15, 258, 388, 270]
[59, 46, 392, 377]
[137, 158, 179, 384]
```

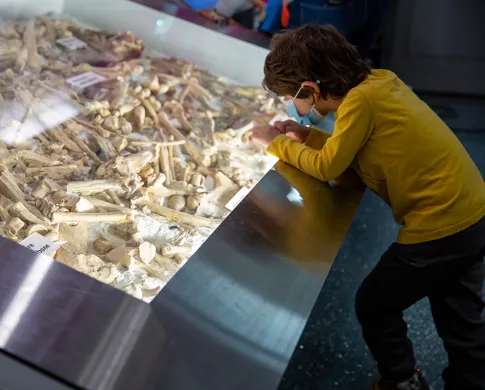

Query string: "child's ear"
[300, 81, 322, 101]
[301, 81, 321, 94]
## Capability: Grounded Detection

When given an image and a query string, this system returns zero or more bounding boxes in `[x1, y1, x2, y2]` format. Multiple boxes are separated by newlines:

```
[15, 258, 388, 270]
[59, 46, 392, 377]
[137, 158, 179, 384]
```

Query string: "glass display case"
[0, 0, 283, 301]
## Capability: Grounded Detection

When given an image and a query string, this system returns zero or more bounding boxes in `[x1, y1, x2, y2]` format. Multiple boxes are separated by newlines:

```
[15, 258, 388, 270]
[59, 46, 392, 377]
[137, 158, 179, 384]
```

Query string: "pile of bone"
[0, 16, 282, 300]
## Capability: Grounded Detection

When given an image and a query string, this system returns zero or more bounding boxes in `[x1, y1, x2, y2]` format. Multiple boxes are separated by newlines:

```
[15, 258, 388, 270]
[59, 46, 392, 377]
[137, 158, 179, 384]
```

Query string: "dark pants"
[356, 217, 485, 390]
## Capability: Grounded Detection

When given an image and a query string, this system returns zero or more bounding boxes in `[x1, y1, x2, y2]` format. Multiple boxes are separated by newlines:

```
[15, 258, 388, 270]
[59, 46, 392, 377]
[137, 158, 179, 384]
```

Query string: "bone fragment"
[148, 181, 191, 198]
[0, 202, 9, 222]
[56, 249, 118, 285]
[47, 128, 82, 153]
[106, 245, 134, 265]
[178, 83, 191, 104]
[103, 115, 119, 131]
[112, 136, 128, 152]
[88, 128, 117, 160]
[182, 77, 213, 101]
[168, 195, 186, 211]
[18, 151, 62, 167]
[174, 254, 187, 265]
[122, 284, 142, 299]
[32, 182, 51, 198]
[44, 178, 63, 192]
[108, 221, 138, 241]
[10, 202, 51, 226]
[25, 165, 78, 179]
[87, 197, 135, 214]
[147, 75, 160, 93]
[142, 286, 161, 298]
[186, 195, 201, 211]
[137, 199, 220, 229]
[150, 173, 166, 189]
[73, 119, 112, 138]
[138, 241, 156, 265]
[191, 173, 204, 187]
[52, 212, 130, 224]
[23, 20, 40, 69]
[0, 167, 28, 201]
[67, 180, 124, 195]
[114, 151, 153, 176]
[167, 138, 176, 182]
[68, 132, 102, 164]
[206, 110, 217, 145]
[59, 223, 88, 254]
[25, 224, 48, 236]
[158, 111, 211, 167]
[119, 103, 136, 116]
[160, 244, 193, 258]
[131, 106, 145, 129]
[8, 217, 25, 234]
[140, 97, 159, 125]
[159, 145, 172, 184]
[74, 197, 95, 212]
[164, 100, 194, 132]
[207, 171, 239, 205]
[107, 190, 123, 206]
[130, 140, 185, 147]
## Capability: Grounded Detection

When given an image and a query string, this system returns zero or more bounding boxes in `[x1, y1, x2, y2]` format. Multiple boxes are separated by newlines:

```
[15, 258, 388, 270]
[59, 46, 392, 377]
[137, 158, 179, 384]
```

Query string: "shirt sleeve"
[305, 128, 332, 149]
[266, 90, 374, 182]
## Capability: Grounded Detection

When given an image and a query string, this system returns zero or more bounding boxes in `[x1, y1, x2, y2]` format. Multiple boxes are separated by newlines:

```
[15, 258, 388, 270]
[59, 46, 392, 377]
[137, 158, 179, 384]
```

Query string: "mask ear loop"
[292, 85, 304, 103]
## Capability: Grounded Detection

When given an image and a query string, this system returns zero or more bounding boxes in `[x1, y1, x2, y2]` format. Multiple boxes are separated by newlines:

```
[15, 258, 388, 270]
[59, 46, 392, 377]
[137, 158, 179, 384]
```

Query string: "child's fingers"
[274, 121, 286, 133]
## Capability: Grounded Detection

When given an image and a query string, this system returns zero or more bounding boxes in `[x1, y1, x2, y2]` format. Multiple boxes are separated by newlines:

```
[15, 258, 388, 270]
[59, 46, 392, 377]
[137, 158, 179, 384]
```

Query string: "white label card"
[66, 71, 106, 89]
[19, 233, 62, 257]
[56, 37, 87, 50]
[225, 187, 251, 211]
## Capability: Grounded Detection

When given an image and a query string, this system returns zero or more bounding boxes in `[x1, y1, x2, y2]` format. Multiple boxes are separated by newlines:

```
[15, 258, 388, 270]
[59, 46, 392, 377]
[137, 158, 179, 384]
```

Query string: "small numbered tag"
[19, 233, 62, 257]
[56, 36, 87, 50]
[225, 187, 251, 211]
[66, 71, 106, 89]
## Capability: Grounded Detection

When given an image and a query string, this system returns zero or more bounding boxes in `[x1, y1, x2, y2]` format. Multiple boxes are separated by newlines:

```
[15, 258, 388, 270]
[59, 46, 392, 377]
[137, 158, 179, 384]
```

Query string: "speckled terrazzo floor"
[278, 102, 485, 390]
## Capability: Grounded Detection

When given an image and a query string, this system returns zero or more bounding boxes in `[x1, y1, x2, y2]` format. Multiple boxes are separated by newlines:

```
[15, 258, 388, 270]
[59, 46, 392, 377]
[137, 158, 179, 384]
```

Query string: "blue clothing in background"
[185, 0, 218, 10]
[259, 0, 283, 33]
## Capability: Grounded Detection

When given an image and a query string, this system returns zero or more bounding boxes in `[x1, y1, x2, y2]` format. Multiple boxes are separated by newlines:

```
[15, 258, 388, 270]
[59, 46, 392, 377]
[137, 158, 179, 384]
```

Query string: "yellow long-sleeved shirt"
[267, 69, 485, 244]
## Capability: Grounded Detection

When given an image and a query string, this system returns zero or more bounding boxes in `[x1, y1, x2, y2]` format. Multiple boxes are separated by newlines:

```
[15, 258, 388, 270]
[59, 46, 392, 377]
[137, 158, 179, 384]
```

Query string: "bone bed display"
[0, 16, 282, 301]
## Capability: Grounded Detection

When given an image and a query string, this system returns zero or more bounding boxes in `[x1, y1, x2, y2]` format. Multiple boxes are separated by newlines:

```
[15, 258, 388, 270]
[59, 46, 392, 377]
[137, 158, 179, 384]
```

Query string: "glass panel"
[0, 1, 284, 301]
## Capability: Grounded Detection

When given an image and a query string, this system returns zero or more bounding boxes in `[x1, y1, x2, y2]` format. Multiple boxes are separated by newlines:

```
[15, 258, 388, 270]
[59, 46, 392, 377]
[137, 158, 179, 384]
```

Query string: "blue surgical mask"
[284, 82, 327, 128]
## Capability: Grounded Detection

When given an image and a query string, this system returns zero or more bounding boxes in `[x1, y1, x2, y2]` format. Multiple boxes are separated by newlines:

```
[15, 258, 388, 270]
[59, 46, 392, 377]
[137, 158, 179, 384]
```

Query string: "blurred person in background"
[198, 0, 267, 29]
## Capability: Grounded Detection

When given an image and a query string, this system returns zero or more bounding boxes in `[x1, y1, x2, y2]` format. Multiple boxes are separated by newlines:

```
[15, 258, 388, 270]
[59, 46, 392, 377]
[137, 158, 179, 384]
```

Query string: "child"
[252, 24, 485, 390]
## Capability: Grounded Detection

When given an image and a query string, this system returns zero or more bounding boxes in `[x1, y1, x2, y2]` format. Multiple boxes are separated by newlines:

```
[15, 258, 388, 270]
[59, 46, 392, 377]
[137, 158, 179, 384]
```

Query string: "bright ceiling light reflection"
[0, 95, 79, 146]
[286, 187, 303, 206]
[0, 255, 53, 346]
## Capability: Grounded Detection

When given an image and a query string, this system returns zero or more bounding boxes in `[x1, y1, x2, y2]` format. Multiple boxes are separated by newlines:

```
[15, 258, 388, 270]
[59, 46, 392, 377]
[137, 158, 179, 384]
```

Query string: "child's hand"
[274, 120, 312, 143]
[251, 125, 282, 147]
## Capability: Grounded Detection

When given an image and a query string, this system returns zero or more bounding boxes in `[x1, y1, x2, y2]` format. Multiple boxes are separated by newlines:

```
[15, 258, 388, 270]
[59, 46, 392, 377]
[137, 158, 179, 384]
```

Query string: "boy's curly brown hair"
[263, 24, 371, 99]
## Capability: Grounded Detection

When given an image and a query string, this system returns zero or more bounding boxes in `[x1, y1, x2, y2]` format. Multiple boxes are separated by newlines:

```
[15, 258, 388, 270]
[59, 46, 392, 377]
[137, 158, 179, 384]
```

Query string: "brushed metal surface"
[0, 163, 363, 389]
